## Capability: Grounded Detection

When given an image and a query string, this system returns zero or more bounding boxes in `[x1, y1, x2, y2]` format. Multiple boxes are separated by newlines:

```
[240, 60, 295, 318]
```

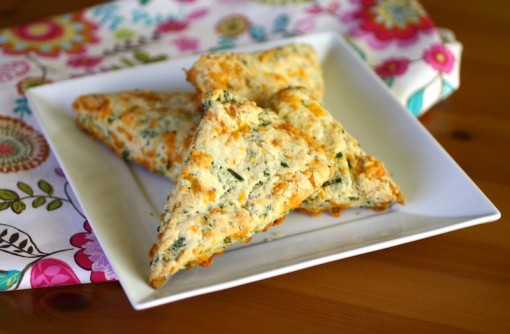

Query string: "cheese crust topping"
[148, 89, 333, 288]
[73, 90, 200, 179]
[270, 87, 405, 216]
[186, 43, 324, 107]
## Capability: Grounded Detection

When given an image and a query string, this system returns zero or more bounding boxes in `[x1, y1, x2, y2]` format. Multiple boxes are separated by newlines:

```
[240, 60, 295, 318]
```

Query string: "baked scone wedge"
[269, 87, 405, 216]
[72, 90, 200, 179]
[148, 89, 334, 288]
[186, 42, 324, 108]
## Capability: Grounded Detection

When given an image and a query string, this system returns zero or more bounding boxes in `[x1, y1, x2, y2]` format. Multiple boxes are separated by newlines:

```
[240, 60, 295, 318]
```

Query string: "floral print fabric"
[0, 13, 99, 58]
[0, 0, 462, 290]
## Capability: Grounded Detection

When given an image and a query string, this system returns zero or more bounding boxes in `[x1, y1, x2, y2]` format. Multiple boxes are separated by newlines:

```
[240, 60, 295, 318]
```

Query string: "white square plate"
[27, 31, 500, 310]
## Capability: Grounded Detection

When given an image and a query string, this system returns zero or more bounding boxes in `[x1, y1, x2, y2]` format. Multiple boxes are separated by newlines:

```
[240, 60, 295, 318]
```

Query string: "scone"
[269, 87, 404, 216]
[148, 89, 334, 288]
[72, 90, 200, 179]
[186, 42, 324, 107]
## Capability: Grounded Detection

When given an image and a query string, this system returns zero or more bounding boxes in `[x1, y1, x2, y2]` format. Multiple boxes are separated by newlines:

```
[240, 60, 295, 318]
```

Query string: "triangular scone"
[149, 89, 333, 288]
[269, 87, 404, 216]
[73, 91, 200, 179]
[186, 43, 324, 108]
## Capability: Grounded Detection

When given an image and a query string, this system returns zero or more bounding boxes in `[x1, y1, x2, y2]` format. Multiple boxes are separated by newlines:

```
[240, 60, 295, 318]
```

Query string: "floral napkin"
[0, 0, 462, 291]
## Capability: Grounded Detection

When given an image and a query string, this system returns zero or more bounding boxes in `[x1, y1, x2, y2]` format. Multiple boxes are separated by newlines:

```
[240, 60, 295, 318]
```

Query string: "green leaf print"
[17, 182, 33, 196]
[32, 197, 46, 208]
[0, 270, 21, 291]
[10, 200, 26, 214]
[37, 180, 54, 195]
[0, 189, 19, 201]
[0, 179, 81, 215]
[46, 199, 63, 211]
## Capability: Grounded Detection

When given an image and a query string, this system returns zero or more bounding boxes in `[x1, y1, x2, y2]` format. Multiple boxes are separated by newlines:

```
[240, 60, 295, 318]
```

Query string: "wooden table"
[1, 1, 509, 333]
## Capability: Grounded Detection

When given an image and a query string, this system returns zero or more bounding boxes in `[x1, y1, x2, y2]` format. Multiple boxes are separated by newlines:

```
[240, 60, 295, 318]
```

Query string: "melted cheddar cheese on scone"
[186, 43, 324, 108]
[72, 90, 200, 179]
[148, 89, 334, 288]
[269, 87, 405, 216]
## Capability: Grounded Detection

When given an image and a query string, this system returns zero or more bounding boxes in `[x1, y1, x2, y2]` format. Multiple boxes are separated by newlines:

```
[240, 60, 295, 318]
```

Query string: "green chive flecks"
[322, 178, 342, 187]
[227, 168, 244, 181]
[202, 99, 211, 115]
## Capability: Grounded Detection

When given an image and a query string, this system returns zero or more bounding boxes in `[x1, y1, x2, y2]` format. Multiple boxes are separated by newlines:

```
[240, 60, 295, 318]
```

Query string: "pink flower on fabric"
[423, 43, 455, 74]
[343, 0, 435, 49]
[306, 1, 341, 15]
[70, 221, 117, 283]
[155, 20, 189, 34]
[154, 8, 207, 35]
[375, 57, 410, 77]
[172, 36, 199, 53]
[185, 8, 209, 21]
[67, 54, 102, 68]
[0, 60, 30, 83]
[30, 258, 80, 288]
[292, 18, 316, 34]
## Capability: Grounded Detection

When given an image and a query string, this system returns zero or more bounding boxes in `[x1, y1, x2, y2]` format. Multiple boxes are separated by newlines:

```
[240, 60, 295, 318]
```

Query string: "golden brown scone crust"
[269, 87, 404, 216]
[149, 89, 333, 288]
[72, 90, 200, 179]
[186, 43, 324, 108]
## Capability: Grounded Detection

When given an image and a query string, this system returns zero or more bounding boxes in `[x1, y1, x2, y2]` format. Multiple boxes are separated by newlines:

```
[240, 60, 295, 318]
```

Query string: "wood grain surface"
[1, 1, 509, 333]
